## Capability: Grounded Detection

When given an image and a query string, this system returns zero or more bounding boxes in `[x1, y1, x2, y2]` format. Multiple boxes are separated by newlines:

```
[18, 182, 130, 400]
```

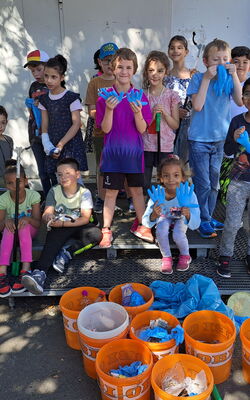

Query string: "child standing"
[142, 50, 179, 191]
[218, 78, 250, 278]
[0, 106, 13, 188]
[142, 156, 200, 274]
[187, 39, 242, 238]
[165, 35, 193, 163]
[39, 54, 88, 183]
[0, 161, 41, 297]
[85, 43, 118, 213]
[21, 158, 102, 295]
[24, 49, 51, 196]
[96, 48, 153, 247]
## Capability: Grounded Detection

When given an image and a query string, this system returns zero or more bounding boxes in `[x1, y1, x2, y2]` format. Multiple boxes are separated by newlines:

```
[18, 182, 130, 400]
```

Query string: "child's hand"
[5, 218, 15, 233]
[181, 207, 190, 220]
[153, 104, 166, 119]
[129, 101, 142, 114]
[49, 219, 64, 228]
[105, 96, 120, 110]
[225, 63, 237, 76]
[179, 107, 188, 119]
[18, 217, 29, 229]
[43, 213, 54, 223]
[234, 126, 245, 142]
[151, 201, 162, 220]
[204, 65, 217, 80]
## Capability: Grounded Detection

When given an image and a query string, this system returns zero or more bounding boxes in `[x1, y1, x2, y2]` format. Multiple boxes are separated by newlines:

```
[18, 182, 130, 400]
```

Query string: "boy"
[96, 48, 153, 248]
[85, 42, 118, 213]
[231, 46, 250, 118]
[217, 78, 250, 277]
[0, 106, 13, 188]
[21, 158, 102, 295]
[187, 39, 242, 238]
[24, 49, 52, 196]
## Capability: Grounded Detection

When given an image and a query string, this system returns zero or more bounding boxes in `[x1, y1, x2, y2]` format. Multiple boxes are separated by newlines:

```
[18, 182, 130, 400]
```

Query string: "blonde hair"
[203, 39, 231, 60]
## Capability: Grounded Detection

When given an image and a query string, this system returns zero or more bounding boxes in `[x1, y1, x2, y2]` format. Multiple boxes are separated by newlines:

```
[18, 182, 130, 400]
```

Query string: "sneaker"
[53, 248, 72, 273]
[217, 256, 231, 278]
[99, 228, 113, 248]
[21, 269, 46, 295]
[12, 270, 28, 294]
[198, 222, 217, 238]
[246, 255, 250, 275]
[210, 218, 224, 231]
[132, 225, 154, 243]
[161, 257, 173, 274]
[93, 197, 104, 214]
[0, 274, 11, 298]
[127, 197, 135, 213]
[130, 218, 139, 233]
[176, 255, 192, 272]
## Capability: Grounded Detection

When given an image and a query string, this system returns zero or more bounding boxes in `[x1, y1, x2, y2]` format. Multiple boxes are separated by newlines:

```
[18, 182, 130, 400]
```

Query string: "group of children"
[0, 36, 249, 298]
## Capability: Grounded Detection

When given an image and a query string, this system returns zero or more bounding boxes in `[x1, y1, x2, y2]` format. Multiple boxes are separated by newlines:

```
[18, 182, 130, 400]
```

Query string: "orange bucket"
[151, 353, 214, 400]
[240, 318, 250, 383]
[77, 302, 129, 379]
[183, 310, 236, 384]
[108, 283, 154, 320]
[59, 286, 106, 350]
[96, 338, 153, 400]
[130, 310, 180, 362]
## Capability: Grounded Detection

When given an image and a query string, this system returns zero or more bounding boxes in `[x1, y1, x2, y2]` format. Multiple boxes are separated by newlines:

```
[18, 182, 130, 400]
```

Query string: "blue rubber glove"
[147, 185, 166, 206]
[25, 98, 42, 136]
[236, 129, 250, 153]
[213, 65, 233, 96]
[171, 325, 184, 346]
[98, 88, 124, 102]
[127, 88, 148, 106]
[176, 182, 199, 208]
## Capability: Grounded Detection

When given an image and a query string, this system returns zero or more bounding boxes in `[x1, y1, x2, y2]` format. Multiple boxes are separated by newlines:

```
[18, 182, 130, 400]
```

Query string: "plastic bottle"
[80, 290, 91, 309]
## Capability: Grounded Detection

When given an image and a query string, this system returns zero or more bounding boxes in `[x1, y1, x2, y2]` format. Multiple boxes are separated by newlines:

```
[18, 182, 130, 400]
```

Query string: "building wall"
[0, 0, 249, 179]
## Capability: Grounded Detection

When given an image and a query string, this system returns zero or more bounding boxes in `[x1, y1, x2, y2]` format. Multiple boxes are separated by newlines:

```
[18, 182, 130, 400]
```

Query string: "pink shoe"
[130, 217, 139, 233]
[176, 255, 192, 272]
[132, 225, 154, 243]
[99, 228, 113, 248]
[161, 257, 173, 274]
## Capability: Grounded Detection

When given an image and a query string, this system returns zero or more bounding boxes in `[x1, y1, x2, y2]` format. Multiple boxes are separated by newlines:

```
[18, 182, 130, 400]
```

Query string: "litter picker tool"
[156, 112, 161, 164]
[11, 147, 22, 276]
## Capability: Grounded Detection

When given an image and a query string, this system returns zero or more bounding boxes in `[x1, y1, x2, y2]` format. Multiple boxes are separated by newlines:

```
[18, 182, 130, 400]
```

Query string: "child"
[231, 46, 250, 118]
[0, 106, 13, 188]
[0, 160, 41, 297]
[187, 39, 242, 238]
[142, 50, 180, 191]
[24, 49, 51, 196]
[142, 156, 200, 274]
[21, 158, 102, 295]
[85, 42, 118, 213]
[217, 78, 250, 278]
[165, 35, 193, 163]
[96, 48, 153, 247]
[39, 54, 88, 183]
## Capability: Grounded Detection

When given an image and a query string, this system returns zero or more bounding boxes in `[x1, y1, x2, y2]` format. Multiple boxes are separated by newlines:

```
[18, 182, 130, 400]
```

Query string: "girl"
[0, 160, 41, 297]
[142, 51, 180, 192]
[142, 156, 200, 274]
[39, 54, 88, 183]
[165, 35, 193, 164]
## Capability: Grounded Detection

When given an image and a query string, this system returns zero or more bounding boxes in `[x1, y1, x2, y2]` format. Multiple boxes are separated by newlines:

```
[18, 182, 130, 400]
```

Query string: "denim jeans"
[189, 140, 224, 223]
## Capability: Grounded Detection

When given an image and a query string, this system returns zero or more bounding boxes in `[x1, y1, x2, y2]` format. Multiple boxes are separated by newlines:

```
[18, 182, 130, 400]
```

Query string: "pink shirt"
[143, 87, 180, 152]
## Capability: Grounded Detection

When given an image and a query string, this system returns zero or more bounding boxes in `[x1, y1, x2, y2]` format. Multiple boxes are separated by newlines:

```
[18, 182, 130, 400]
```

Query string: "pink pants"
[0, 224, 38, 265]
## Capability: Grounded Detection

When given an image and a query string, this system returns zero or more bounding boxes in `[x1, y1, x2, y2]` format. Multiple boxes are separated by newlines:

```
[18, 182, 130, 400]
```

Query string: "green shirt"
[0, 189, 41, 219]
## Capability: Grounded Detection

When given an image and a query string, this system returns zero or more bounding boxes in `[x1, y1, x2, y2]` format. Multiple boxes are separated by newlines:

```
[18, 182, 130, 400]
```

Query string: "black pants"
[37, 223, 102, 274]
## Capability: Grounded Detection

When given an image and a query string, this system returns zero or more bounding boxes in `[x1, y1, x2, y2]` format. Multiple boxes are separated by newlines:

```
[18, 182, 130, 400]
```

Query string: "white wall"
[0, 0, 249, 179]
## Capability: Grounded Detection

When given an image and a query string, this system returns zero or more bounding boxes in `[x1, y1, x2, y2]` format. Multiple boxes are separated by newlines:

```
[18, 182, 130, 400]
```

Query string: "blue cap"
[99, 42, 118, 59]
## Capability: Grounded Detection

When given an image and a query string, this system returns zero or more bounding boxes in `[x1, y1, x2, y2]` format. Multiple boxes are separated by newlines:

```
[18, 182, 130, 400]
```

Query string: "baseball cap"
[24, 50, 49, 68]
[99, 42, 118, 60]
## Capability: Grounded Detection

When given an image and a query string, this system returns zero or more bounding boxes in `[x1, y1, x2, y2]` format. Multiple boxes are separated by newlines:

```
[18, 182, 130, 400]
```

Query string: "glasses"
[101, 59, 112, 65]
[243, 93, 250, 99]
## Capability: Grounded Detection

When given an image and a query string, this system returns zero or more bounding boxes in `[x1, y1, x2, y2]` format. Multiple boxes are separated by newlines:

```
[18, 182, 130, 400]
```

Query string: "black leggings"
[37, 223, 102, 274]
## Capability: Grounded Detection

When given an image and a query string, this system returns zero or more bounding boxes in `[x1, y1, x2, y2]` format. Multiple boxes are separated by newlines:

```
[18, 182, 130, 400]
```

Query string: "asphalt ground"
[1, 296, 250, 400]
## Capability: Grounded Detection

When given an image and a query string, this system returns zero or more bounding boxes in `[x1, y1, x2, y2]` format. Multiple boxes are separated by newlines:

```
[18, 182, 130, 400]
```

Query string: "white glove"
[41, 133, 60, 156]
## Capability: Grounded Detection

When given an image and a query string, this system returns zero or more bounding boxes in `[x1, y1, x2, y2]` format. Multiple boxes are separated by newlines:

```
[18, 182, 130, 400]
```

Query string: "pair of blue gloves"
[236, 127, 250, 153]
[213, 64, 234, 96]
[147, 182, 198, 209]
[98, 87, 148, 106]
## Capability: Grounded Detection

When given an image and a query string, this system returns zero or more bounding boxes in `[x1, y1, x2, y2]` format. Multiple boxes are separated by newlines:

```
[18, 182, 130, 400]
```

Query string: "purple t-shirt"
[96, 86, 152, 173]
